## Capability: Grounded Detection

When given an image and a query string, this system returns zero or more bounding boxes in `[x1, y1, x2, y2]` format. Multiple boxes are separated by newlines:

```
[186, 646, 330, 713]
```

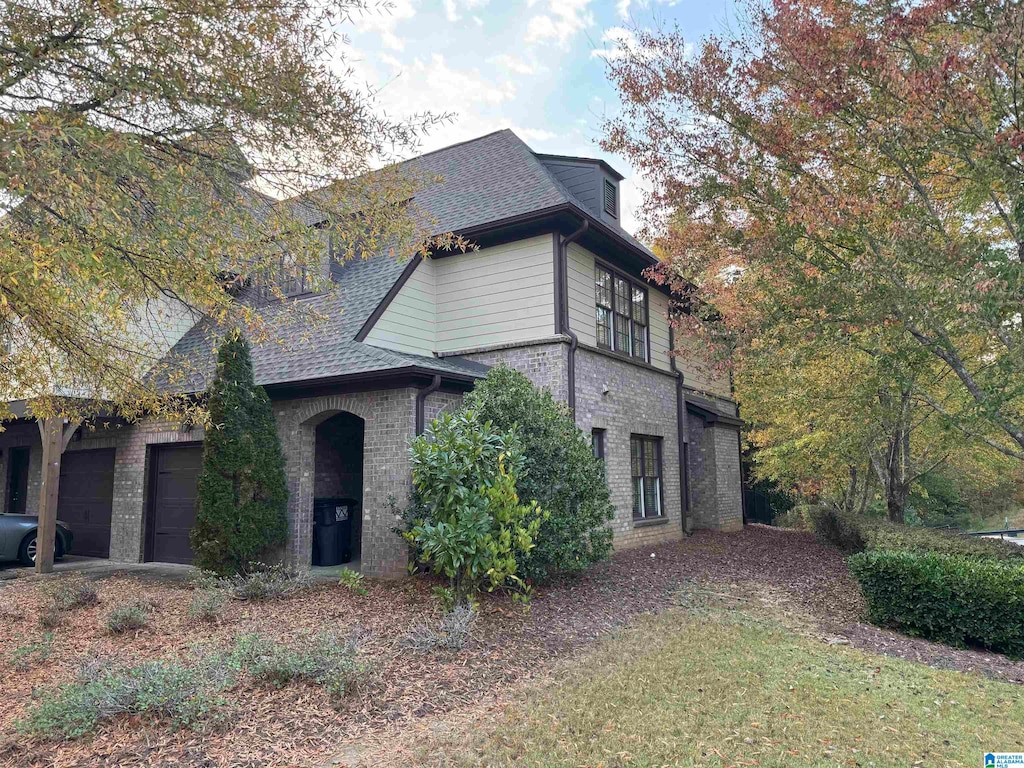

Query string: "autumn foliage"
[605, 0, 1024, 516]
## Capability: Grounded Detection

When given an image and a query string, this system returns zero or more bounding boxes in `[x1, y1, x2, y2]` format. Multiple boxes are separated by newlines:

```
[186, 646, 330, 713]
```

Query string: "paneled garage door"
[148, 444, 203, 564]
[57, 448, 115, 558]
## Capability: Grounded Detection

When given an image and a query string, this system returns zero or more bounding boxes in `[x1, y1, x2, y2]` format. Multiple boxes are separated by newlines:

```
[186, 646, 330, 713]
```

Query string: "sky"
[338, 0, 739, 233]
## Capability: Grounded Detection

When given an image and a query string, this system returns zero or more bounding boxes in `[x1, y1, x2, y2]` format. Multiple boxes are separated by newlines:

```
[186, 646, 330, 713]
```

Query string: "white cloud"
[514, 126, 558, 143]
[616, 0, 680, 21]
[591, 26, 641, 61]
[443, 0, 490, 22]
[367, 53, 516, 117]
[490, 53, 538, 75]
[524, 0, 594, 45]
[356, 0, 417, 51]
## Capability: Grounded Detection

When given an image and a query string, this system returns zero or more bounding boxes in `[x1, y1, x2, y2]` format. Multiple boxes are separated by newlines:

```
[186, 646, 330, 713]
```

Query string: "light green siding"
[364, 257, 436, 355]
[434, 235, 555, 353]
[567, 242, 597, 347]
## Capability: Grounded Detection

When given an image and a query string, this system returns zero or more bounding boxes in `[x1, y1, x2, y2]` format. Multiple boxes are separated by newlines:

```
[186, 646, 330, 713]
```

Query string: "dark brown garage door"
[57, 448, 115, 558]
[148, 444, 203, 564]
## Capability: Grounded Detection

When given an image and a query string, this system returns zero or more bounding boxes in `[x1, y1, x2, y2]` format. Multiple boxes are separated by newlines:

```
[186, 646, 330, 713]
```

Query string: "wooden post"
[35, 417, 63, 574]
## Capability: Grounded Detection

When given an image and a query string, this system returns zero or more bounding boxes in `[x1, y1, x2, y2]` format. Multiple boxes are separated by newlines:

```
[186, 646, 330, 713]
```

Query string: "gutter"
[415, 374, 442, 435]
[557, 219, 589, 415]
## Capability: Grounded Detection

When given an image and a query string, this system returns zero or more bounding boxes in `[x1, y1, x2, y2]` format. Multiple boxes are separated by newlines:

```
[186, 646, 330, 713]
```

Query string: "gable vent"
[603, 179, 618, 218]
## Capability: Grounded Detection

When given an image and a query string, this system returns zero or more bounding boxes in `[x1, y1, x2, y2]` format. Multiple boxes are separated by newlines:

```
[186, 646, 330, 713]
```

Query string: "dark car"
[0, 514, 73, 565]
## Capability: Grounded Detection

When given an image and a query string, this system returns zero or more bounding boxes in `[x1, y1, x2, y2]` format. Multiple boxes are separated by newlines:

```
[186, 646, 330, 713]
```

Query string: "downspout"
[415, 374, 442, 435]
[558, 219, 589, 416]
[670, 325, 691, 535]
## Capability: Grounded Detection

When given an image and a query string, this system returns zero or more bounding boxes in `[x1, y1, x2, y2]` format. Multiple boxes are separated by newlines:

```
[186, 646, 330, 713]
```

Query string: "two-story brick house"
[0, 130, 743, 576]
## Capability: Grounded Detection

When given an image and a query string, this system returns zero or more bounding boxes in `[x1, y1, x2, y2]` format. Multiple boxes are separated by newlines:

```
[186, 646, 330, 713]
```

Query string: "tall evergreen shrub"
[191, 332, 289, 574]
[462, 365, 614, 582]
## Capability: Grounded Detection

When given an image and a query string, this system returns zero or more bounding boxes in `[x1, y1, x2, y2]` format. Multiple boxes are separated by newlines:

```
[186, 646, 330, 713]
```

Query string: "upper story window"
[595, 265, 648, 362]
[603, 179, 618, 218]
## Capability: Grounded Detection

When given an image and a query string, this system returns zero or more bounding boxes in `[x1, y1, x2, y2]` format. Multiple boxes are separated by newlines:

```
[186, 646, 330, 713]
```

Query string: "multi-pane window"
[631, 435, 663, 519]
[595, 266, 649, 362]
[591, 428, 606, 461]
[595, 269, 613, 348]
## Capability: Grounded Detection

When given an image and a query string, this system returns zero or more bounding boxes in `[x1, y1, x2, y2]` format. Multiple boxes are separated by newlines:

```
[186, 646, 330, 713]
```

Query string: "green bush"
[189, 590, 226, 623]
[462, 366, 614, 582]
[849, 550, 1024, 658]
[40, 574, 98, 612]
[403, 409, 545, 606]
[191, 332, 289, 575]
[218, 563, 309, 601]
[19, 655, 237, 738]
[338, 569, 367, 596]
[105, 600, 149, 634]
[868, 525, 1024, 561]
[232, 632, 367, 707]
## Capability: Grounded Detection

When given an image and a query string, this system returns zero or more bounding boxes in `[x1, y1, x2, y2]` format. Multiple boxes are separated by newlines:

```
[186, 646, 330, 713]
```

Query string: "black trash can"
[312, 497, 356, 565]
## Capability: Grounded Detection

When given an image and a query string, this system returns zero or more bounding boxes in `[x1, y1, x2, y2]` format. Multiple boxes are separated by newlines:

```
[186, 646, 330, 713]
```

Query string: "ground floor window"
[631, 435, 663, 519]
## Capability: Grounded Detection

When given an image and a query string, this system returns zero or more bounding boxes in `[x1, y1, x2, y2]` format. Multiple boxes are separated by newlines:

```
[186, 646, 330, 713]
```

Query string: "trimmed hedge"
[807, 506, 1024, 561]
[848, 550, 1024, 658]
[869, 525, 1024, 561]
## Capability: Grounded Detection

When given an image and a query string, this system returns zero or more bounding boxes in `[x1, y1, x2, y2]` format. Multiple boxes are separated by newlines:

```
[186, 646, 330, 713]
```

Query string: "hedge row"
[848, 550, 1024, 659]
[806, 506, 1024, 561]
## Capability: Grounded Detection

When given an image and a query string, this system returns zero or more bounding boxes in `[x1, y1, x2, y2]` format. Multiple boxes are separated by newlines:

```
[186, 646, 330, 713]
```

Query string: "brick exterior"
[686, 413, 743, 531]
[574, 347, 685, 548]
[460, 338, 569, 404]
[0, 419, 205, 562]
[273, 389, 419, 579]
[455, 339, 745, 549]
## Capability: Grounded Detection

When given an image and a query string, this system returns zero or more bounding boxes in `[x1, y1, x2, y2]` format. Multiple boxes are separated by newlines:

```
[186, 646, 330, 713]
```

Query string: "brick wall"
[273, 389, 418, 579]
[461, 338, 569, 402]
[574, 347, 685, 549]
[456, 341, 690, 551]
[687, 413, 743, 531]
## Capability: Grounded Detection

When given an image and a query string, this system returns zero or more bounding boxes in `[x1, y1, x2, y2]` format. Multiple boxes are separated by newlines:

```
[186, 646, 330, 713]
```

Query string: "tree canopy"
[0, 0, 454, 423]
[604, 0, 1024, 516]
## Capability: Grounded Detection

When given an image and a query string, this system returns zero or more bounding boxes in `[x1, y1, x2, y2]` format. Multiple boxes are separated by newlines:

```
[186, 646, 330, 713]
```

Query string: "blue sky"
[340, 0, 738, 232]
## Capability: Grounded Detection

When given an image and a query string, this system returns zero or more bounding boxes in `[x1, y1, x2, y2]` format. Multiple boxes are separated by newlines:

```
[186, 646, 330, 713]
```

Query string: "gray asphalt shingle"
[160, 129, 650, 392]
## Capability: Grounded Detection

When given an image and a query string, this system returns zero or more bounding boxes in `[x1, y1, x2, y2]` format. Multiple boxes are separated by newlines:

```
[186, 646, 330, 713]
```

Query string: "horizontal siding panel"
[365, 258, 436, 356]
[435, 271, 552, 300]
[435, 235, 555, 352]
[567, 243, 597, 347]
[649, 290, 672, 372]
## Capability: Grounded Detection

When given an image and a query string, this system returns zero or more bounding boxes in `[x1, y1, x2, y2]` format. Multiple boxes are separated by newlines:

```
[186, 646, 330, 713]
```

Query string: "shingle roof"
[159, 129, 651, 391]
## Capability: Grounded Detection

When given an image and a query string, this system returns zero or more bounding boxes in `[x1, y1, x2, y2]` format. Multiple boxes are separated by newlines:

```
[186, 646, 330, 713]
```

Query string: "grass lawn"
[410, 599, 1024, 768]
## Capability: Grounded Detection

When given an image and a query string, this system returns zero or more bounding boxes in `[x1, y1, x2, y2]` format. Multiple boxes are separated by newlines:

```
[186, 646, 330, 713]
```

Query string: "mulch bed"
[0, 525, 1021, 768]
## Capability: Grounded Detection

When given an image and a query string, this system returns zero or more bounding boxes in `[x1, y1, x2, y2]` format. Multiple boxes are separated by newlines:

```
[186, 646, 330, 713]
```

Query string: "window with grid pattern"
[631, 435, 663, 519]
[594, 265, 649, 362]
[595, 268, 613, 349]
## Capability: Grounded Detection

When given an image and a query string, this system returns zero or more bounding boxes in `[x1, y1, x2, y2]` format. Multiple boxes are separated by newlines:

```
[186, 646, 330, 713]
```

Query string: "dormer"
[536, 154, 625, 228]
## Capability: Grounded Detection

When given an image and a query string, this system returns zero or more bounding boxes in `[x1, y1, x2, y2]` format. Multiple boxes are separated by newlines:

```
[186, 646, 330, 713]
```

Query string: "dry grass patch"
[404, 602, 1024, 767]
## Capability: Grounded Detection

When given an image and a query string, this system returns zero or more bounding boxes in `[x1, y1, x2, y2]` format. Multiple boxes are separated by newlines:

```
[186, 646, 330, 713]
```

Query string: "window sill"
[632, 516, 668, 528]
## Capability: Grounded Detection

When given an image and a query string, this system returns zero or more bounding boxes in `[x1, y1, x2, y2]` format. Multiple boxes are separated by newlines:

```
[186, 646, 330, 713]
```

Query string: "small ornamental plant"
[403, 410, 545, 608]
